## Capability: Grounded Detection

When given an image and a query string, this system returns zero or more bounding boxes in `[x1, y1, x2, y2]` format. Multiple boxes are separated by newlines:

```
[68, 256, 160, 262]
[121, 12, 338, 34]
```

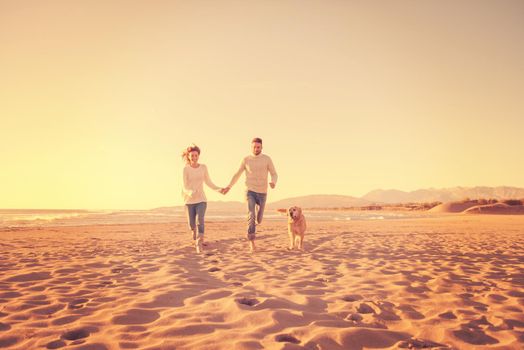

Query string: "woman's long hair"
[182, 144, 200, 164]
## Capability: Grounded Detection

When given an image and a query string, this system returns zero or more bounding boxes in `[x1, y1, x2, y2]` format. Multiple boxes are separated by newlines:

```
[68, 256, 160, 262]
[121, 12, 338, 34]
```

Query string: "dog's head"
[287, 206, 302, 221]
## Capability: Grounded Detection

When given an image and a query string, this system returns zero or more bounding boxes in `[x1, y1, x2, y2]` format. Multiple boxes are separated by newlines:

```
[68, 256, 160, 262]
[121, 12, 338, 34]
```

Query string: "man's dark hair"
[252, 137, 263, 144]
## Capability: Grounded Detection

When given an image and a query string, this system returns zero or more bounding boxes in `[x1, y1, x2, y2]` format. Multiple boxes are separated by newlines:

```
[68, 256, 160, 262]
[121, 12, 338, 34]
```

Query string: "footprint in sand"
[96, 281, 114, 288]
[0, 337, 19, 348]
[398, 338, 449, 349]
[6, 271, 52, 282]
[52, 316, 82, 326]
[507, 290, 524, 298]
[0, 291, 22, 299]
[112, 309, 160, 325]
[46, 340, 66, 349]
[454, 327, 499, 345]
[487, 294, 508, 302]
[398, 304, 425, 320]
[357, 303, 375, 314]
[453, 316, 499, 345]
[371, 301, 402, 321]
[68, 298, 89, 309]
[33, 303, 66, 315]
[208, 267, 221, 272]
[275, 334, 300, 344]
[438, 311, 457, 319]
[341, 294, 363, 302]
[504, 319, 524, 328]
[236, 297, 259, 307]
[346, 313, 363, 322]
[61, 328, 91, 341]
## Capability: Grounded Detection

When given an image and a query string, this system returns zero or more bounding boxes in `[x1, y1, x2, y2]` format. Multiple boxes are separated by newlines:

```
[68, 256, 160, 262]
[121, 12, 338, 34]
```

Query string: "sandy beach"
[1, 215, 523, 349]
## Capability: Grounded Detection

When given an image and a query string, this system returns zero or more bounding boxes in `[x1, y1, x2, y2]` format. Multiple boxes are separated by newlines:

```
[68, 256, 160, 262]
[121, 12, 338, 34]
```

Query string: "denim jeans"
[246, 190, 267, 241]
[185, 202, 207, 240]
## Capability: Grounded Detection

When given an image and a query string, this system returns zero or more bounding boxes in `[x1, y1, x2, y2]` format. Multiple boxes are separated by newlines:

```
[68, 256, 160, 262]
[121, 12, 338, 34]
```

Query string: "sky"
[1, 0, 523, 209]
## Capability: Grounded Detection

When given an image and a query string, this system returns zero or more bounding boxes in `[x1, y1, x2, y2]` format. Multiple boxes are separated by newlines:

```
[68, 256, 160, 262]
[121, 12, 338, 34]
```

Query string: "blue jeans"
[246, 190, 267, 241]
[185, 202, 207, 240]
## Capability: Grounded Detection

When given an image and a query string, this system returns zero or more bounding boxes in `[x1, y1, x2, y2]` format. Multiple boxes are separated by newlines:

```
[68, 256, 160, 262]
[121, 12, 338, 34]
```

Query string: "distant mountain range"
[153, 186, 524, 211]
[362, 186, 524, 204]
[267, 195, 370, 209]
[153, 196, 370, 212]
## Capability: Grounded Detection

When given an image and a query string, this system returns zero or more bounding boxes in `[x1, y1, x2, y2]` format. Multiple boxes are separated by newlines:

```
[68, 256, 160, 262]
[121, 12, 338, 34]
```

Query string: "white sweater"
[182, 164, 220, 204]
[228, 153, 278, 194]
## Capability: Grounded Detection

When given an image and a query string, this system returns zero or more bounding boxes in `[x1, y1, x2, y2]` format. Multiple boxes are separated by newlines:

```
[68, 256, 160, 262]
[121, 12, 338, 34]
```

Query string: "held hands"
[220, 184, 273, 193]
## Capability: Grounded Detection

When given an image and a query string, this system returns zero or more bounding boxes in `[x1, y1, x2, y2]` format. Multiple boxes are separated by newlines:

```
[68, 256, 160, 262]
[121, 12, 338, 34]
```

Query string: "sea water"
[0, 208, 431, 228]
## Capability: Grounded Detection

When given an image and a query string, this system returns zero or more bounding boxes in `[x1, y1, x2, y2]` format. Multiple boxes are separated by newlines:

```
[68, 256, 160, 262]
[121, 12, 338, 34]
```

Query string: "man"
[223, 138, 278, 253]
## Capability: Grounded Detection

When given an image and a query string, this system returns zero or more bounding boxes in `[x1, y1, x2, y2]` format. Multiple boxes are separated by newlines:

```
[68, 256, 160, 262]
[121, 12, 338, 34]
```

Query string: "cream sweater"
[182, 164, 220, 204]
[228, 154, 278, 194]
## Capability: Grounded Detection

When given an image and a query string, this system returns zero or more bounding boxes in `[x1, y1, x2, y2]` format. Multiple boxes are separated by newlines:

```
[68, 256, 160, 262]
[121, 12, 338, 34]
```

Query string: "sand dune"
[428, 201, 480, 213]
[0, 216, 523, 349]
[465, 203, 524, 215]
[431, 201, 524, 215]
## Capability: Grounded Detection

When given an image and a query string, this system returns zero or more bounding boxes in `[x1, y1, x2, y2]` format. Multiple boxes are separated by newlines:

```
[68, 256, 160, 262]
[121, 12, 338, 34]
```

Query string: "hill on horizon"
[362, 186, 524, 204]
[152, 186, 524, 211]
[266, 194, 370, 209]
[152, 195, 369, 212]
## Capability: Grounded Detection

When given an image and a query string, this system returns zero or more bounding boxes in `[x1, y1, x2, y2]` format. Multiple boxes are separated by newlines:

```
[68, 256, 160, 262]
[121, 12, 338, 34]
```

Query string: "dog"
[278, 206, 307, 250]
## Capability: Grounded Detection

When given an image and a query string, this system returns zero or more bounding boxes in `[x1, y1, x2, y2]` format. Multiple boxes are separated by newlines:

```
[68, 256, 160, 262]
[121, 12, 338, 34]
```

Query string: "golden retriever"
[278, 206, 307, 250]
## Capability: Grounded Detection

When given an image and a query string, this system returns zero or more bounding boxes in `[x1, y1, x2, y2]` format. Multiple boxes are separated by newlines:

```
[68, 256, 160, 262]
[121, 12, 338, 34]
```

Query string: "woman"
[181, 144, 223, 253]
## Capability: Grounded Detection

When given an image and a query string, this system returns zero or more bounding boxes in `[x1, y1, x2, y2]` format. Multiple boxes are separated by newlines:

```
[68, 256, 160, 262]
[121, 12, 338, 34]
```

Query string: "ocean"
[0, 208, 425, 228]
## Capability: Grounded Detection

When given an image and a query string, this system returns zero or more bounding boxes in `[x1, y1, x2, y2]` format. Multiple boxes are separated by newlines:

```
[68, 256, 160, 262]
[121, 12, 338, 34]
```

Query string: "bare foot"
[249, 240, 256, 253]
[196, 238, 203, 254]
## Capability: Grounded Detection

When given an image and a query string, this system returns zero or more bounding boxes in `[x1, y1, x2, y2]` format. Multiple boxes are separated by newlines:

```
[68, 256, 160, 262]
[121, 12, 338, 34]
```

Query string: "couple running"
[181, 137, 278, 253]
